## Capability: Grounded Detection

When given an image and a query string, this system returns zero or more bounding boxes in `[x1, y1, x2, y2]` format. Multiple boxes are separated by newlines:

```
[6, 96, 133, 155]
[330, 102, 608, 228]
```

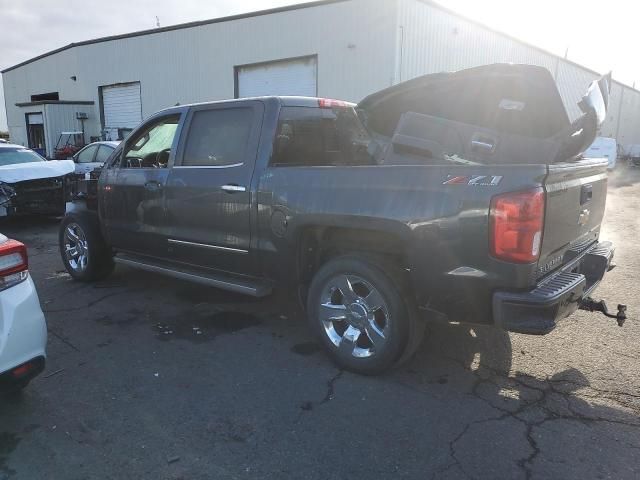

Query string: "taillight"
[0, 239, 28, 290]
[490, 188, 545, 264]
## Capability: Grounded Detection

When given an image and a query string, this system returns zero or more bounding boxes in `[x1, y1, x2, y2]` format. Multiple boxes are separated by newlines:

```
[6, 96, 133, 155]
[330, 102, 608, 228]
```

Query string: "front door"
[101, 112, 183, 259]
[164, 101, 263, 275]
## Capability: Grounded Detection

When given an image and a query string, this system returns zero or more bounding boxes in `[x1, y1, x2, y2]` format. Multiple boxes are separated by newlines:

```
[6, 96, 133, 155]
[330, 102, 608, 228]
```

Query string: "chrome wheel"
[63, 223, 89, 272]
[319, 274, 390, 358]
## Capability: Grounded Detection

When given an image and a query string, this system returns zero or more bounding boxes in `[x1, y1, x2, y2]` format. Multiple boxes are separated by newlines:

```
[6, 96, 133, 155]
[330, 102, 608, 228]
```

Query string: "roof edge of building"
[2, 0, 637, 94]
[15, 100, 95, 107]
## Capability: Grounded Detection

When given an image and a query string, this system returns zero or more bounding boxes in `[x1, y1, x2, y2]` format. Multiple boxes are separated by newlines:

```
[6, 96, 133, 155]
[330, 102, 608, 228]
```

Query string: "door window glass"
[182, 108, 254, 167]
[76, 145, 98, 163]
[122, 114, 180, 168]
[95, 145, 114, 163]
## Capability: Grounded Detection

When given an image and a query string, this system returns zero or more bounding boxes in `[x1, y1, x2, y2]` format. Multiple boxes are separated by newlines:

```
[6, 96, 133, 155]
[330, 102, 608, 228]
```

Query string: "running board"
[114, 254, 272, 297]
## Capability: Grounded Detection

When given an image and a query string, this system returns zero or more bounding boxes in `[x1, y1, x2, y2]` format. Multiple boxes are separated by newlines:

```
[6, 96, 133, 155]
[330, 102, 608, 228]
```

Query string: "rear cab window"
[272, 105, 372, 167]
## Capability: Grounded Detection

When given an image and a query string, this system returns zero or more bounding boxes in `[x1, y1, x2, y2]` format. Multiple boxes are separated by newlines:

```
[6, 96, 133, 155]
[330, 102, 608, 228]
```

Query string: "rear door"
[101, 112, 183, 258]
[164, 101, 263, 275]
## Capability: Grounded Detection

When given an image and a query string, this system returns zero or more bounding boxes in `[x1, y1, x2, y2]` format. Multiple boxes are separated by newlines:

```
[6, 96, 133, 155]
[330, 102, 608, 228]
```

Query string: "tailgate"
[537, 158, 608, 278]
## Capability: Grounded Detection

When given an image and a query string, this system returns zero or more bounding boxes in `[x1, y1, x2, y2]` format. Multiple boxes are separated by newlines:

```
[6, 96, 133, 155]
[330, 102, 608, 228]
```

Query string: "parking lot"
[0, 167, 638, 480]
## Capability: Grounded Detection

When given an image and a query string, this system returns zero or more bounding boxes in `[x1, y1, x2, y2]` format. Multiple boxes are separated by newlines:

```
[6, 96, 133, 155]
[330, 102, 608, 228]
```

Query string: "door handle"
[144, 181, 162, 192]
[221, 184, 247, 193]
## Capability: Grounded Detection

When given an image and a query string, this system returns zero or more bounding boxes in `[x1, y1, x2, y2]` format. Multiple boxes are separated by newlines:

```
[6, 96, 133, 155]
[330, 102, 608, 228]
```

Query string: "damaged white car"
[0, 143, 75, 217]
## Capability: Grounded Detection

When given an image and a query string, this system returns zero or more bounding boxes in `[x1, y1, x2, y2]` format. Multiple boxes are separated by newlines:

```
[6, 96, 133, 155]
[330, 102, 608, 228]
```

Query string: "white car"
[0, 143, 75, 217]
[71, 141, 120, 176]
[584, 136, 617, 170]
[0, 234, 47, 392]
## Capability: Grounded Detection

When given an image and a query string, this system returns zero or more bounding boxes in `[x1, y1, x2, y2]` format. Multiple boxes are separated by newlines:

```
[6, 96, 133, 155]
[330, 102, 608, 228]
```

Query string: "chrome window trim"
[172, 162, 244, 169]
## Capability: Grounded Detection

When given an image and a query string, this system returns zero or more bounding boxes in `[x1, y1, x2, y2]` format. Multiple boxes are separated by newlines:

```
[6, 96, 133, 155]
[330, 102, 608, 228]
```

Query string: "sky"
[0, 0, 638, 131]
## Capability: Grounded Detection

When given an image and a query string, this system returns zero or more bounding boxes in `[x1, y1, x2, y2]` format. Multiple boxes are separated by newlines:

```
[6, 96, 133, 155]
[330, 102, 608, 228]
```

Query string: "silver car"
[71, 141, 120, 175]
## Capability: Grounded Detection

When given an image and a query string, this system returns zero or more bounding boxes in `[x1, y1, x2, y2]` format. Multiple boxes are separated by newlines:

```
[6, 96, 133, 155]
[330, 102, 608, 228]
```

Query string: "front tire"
[307, 255, 419, 375]
[59, 214, 114, 281]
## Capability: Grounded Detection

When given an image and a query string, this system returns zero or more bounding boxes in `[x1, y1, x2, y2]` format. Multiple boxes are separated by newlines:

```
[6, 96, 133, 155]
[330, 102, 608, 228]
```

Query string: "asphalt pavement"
[1, 166, 639, 479]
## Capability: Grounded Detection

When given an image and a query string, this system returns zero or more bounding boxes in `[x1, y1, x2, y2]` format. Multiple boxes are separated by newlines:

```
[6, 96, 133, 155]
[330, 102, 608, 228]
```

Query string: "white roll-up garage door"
[101, 82, 142, 140]
[237, 56, 317, 98]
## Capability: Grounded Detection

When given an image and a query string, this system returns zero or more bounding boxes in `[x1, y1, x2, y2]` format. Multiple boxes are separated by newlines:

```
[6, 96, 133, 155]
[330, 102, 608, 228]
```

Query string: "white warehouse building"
[3, 0, 640, 158]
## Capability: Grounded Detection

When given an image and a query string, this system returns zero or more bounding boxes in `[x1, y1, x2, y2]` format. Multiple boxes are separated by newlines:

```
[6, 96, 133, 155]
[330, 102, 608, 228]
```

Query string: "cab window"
[182, 108, 254, 167]
[271, 106, 372, 166]
[122, 114, 180, 168]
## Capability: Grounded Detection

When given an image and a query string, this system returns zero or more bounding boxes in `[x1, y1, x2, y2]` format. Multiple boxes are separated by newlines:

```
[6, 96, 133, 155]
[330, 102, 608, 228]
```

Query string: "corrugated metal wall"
[395, 0, 556, 80]
[43, 103, 93, 158]
[617, 87, 640, 149]
[397, 0, 640, 146]
[2, 0, 397, 148]
[3, 0, 639, 148]
[14, 104, 46, 152]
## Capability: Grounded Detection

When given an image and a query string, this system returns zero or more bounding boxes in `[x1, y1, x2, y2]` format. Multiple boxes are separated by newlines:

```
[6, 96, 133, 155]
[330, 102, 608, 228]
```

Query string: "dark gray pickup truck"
[59, 64, 625, 374]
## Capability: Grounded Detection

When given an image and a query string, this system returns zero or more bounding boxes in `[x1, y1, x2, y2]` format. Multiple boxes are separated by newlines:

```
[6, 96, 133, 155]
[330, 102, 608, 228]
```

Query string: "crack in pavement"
[437, 353, 640, 479]
[43, 288, 143, 314]
[320, 370, 344, 404]
[297, 370, 344, 420]
[48, 327, 80, 352]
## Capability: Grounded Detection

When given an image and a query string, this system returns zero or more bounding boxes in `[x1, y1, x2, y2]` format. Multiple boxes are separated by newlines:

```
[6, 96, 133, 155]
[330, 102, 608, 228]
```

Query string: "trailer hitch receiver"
[579, 297, 627, 327]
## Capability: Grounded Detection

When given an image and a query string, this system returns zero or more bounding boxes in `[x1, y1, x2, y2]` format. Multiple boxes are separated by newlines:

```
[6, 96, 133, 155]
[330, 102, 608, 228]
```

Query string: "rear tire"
[59, 213, 114, 282]
[307, 254, 421, 375]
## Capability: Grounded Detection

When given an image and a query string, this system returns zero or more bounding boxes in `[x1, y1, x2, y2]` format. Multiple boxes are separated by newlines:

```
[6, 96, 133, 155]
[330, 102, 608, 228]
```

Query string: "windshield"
[0, 147, 45, 166]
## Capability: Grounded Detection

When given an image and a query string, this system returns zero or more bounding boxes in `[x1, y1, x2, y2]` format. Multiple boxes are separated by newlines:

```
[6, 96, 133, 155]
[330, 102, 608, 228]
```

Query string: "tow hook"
[579, 297, 627, 327]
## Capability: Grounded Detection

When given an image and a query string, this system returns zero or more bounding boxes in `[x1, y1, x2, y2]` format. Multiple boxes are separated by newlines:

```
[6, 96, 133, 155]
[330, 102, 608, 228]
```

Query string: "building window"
[30, 92, 59, 102]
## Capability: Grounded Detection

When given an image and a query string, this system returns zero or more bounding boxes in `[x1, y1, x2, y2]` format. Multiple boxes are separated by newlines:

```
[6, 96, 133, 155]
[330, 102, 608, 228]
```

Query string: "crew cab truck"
[59, 64, 625, 374]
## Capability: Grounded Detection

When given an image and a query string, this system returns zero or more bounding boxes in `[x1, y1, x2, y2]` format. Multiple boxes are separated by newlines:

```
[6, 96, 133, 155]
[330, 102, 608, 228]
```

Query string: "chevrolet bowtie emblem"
[578, 209, 590, 226]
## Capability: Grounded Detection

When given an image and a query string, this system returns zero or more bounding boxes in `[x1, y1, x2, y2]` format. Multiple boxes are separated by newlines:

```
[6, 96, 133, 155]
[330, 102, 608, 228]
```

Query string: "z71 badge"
[443, 175, 504, 186]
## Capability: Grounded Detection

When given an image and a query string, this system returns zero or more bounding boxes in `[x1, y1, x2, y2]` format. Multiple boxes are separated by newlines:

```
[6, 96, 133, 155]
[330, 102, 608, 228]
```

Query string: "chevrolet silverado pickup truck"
[58, 64, 625, 374]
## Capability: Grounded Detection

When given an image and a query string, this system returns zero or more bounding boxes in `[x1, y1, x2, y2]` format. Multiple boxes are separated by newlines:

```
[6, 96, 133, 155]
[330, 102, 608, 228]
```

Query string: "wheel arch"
[292, 218, 413, 290]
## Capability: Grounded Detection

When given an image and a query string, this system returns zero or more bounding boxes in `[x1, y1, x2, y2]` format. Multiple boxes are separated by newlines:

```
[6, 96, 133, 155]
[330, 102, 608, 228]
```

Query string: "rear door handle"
[144, 181, 162, 192]
[221, 184, 246, 193]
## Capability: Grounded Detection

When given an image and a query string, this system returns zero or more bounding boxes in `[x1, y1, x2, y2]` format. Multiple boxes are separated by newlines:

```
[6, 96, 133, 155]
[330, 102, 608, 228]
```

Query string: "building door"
[26, 113, 46, 155]
[101, 82, 142, 141]
[236, 56, 317, 98]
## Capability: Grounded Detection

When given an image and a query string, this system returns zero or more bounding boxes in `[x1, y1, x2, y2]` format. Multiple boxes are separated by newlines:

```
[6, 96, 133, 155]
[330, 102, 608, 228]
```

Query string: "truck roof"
[157, 96, 355, 116]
